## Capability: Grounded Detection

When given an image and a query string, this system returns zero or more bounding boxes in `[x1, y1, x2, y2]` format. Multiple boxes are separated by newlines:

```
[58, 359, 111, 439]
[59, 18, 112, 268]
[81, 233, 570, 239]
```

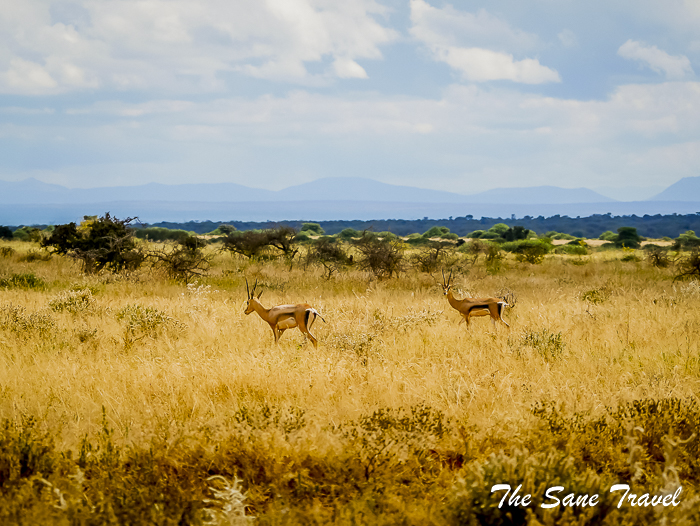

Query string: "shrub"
[305, 237, 352, 279]
[466, 230, 484, 239]
[599, 230, 617, 241]
[479, 231, 502, 240]
[554, 243, 588, 256]
[502, 226, 530, 241]
[133, 227, 192, 242]
[117, 304, 184, 342]
[342, 404, 447, 482]
[546, 231, 576, 240]
[0, 226, 12, 240]
[18, 249, 52, 262]
[0, 273, 46, 289]
[0, 304, 55, 336]
[410, 241, 454, 273]
[12, 226, 43, 243]
[222, 230, 269, 259]
[645, 247, 672, 268]
[675, 249, 700, 281]
[300, 223, 324, 235]
[674, 230, 700, 250]
[336, 228, 362, 241]
[422, 226, 450, 238]
[49, 288, 96, 314]
[353, 232, 405, 279]
[505, 240, 552, 264]
[484, 243, 505, 272]
[488, 223, 510, 236]
[149, 236, 212, 283]
[41, 214, 145, 274]
[615, 227, 642, 249]
[0, 247, 16, 258]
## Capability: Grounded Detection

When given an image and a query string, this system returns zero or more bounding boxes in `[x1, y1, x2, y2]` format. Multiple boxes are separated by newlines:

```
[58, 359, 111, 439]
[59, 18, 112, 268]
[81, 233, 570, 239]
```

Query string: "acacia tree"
[222, 226, 299, 263]
[306, 237, 352, 279]
[222, 230, 270, 259]
[148, 235, 211, 283]
[42, 213, 144, 273]
[353, 232, 404, 279]
[675, 249, 700, 281]
[411, 241, 454, 273]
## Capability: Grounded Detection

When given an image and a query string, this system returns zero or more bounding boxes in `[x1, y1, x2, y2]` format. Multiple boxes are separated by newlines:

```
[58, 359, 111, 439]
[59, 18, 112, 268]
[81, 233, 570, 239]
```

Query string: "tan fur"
[244, 279, 324, 347]
[441, 270, 509, 329]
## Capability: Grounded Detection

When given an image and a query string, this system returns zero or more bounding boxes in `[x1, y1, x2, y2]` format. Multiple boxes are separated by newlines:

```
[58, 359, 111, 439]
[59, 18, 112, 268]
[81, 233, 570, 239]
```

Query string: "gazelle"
[244, 278, 326, 348]
[441, 270, 510, 329]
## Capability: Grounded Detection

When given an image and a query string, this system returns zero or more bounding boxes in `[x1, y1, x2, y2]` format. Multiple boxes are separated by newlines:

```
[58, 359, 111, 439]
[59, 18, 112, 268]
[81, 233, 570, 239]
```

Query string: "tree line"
[116, 212, 700, 239]
[4, 214, 695, 284]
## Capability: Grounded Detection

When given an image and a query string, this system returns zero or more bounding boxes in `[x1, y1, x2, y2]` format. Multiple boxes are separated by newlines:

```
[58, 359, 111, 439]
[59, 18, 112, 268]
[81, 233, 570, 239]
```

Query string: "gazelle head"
[244, 277, 263, 314]
[441, 269, 453, 296]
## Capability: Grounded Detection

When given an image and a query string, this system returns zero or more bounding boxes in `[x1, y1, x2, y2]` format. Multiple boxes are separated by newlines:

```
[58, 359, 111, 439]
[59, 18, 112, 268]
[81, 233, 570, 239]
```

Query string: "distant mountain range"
[0, 176, 656, 205]
[0, 176, 697, 224]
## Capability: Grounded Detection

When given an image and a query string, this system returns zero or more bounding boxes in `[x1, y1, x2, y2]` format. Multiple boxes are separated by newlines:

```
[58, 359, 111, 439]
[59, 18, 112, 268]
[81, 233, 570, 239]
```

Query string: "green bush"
[337, 228, 362, 241]
[294, 231, 312, 242]
[133, 227, 192, 242]
[12, 226, 42, 243]
[615, 227, 642, 249]
[422, 226, 450, 238]
[0, 273, 46, 289]
[546, 231, 576, 240]
[514, 240, 551, 264]
[674, 230, 700, 250]
[300, 223, 324, 235]
[502, 226, 530, 241]
[466, 230, 484, 239]
[488, 223, 510, 236]
[555, 244, 588, 256]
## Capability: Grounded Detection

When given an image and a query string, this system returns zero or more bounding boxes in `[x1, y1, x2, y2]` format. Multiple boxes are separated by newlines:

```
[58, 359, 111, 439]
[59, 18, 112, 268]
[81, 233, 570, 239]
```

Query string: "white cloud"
[4, 58, 57, 92]
[409, 0, 560, 84]
[0, 0, 396, 94]
[332, 58, 368, 79]
[434, 46, 561, 84]
[409, 0, 539, 52]
[618, 40, 694, 79]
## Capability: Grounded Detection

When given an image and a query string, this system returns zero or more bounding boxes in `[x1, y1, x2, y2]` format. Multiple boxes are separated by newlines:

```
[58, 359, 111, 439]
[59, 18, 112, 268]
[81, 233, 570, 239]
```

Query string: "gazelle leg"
[297, 313, 318, 348]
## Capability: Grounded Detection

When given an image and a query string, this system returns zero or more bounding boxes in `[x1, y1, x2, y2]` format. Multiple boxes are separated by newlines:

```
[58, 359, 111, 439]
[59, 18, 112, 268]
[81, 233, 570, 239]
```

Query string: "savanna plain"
[1, 236, 700, 525]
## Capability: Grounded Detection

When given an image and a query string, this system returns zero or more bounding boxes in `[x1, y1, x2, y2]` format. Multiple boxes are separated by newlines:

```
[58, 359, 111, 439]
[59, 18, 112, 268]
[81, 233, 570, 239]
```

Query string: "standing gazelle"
[244, 278, 326, 348]
[441, 270, 510, 329]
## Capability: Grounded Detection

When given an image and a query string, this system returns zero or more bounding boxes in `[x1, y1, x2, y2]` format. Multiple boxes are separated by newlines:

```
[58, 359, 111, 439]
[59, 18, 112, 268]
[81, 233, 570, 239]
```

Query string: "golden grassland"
[1, 239, 700, 524]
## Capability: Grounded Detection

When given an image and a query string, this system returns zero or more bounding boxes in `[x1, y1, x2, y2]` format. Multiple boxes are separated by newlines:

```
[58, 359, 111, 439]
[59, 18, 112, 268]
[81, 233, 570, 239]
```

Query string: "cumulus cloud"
[433, 46, 560, 84]
[618, 40, 694, 79]
[409, 0, 560, 84]
[0, 0, 396, 94]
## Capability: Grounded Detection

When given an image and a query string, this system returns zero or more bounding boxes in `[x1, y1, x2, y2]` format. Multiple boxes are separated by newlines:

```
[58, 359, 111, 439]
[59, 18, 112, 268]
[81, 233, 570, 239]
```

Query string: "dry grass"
[1, 239, 699, 524]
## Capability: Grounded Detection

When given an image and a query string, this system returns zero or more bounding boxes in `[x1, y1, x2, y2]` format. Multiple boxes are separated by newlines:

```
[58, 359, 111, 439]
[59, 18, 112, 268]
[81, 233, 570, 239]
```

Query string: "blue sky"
[1, 0, 699, 200]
